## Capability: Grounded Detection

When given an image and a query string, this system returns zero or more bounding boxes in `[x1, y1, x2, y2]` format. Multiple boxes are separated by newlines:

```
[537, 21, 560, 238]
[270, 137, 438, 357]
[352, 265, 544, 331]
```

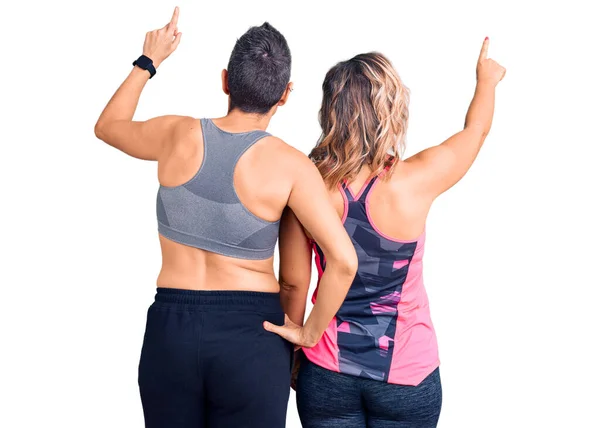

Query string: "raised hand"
[142, 6, 182, 68]
[477, 38, 506, 86]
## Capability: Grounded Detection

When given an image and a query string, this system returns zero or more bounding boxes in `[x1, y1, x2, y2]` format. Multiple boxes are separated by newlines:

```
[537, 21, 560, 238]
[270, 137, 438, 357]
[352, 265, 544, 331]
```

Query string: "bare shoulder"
[163, 116, 203, 155]
[387, 157, 437, 193]
[173, 116, 202, 139]
[257, 136, 316, 172]
[259, 136, 303, 155]
[388, 158, 419, 182]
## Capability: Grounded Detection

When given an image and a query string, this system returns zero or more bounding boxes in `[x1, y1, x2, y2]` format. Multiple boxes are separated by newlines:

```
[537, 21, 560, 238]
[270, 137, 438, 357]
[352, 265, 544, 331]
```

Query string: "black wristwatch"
[133, 55, 156, 79]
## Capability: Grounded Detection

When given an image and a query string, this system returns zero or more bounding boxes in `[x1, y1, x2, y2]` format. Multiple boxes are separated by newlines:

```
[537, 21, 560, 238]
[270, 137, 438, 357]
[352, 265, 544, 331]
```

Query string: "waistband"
[154, 287, 282, 313]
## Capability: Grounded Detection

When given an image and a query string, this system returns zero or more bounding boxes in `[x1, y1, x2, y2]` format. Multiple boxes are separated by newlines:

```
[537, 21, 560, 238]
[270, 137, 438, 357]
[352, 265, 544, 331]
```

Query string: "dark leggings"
[297, 357, 442, 428]
[138, 288, 293, 428]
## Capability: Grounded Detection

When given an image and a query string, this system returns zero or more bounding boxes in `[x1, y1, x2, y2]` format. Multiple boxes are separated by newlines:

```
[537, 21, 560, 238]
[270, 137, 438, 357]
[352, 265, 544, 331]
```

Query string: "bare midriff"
[156, 235, 280, 292]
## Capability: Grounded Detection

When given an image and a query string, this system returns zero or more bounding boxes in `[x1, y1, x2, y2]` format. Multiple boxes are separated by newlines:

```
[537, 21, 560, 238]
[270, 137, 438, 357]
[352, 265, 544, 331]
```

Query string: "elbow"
[94, 116, 113, 142]
[279, 279, 302, 294]
[94, 120, 105, 141]
[345, 252, 358, 278]
[330, 250, 358, 285]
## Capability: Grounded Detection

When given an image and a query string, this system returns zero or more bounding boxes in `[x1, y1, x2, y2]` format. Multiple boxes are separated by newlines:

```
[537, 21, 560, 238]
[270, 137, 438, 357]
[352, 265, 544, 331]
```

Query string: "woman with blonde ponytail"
[276, 39, 505, 427]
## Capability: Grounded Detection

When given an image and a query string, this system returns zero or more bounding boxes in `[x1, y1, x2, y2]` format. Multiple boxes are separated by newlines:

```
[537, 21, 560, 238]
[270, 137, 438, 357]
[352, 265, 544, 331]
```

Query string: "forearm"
[280, 282, 308, 326]
[96, 67, 150, 130]
[302, 263, 354, 346]
[464, 81, 496, 136]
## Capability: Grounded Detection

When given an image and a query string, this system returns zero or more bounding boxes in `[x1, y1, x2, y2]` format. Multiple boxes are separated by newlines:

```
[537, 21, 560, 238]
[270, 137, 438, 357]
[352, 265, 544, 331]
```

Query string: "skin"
[94, 7, 358, 347]
[279, 38, 505, 374]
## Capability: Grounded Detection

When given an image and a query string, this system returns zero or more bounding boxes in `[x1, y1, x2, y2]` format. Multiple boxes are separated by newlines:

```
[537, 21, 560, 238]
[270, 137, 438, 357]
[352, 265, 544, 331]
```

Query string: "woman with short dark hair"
[94, 8, 357, 428]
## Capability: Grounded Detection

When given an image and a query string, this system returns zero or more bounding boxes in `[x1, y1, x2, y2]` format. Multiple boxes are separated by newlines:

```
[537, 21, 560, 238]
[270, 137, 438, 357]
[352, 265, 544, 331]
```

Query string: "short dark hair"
[227, 22, 291, 114]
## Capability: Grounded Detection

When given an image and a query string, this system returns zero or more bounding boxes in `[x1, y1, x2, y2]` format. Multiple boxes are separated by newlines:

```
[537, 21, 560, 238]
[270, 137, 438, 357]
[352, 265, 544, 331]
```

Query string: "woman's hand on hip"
[264, 315, 319, 348]
[143, 6, 182, 68]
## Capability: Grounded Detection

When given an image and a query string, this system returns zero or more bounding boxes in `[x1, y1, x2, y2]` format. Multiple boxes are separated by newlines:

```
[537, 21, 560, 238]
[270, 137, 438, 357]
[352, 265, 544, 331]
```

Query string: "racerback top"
[303, 172, 440, 386]
[156, 118, 280, 260]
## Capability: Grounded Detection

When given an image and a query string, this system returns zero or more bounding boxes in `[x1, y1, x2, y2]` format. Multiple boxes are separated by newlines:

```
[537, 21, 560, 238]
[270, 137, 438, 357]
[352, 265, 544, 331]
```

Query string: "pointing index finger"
[479, 37, 489, 62]
[170, 6, 179, 27]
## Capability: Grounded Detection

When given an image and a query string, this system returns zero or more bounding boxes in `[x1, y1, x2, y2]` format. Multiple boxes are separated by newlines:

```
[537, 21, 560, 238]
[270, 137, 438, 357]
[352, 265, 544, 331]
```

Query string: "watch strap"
[133, 55, 156, 79]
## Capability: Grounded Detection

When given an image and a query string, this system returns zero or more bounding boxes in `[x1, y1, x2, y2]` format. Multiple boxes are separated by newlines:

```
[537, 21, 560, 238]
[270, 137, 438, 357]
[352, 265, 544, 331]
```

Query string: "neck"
[214, 109, 272, 132]
[357, 164, 375, 179]
[345, 164, 374, 188]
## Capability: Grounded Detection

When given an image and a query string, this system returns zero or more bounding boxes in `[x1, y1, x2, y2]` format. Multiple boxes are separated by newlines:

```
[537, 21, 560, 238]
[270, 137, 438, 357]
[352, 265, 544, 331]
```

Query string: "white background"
[2, 0, 599, 427]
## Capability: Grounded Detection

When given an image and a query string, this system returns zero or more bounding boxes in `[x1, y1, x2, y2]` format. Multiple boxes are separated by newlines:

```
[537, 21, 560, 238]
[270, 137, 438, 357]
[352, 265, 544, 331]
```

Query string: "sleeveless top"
[156, 118, 280, 260]
[303, 172, 440, 386]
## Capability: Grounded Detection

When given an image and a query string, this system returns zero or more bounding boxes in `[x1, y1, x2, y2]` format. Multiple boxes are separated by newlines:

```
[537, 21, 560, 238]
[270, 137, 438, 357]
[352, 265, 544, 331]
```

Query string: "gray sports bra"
[156, 118, 280, 260]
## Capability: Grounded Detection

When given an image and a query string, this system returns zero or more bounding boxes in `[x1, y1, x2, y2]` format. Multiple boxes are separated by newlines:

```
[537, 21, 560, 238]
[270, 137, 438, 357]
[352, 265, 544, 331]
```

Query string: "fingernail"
[485, 37, 489, 41]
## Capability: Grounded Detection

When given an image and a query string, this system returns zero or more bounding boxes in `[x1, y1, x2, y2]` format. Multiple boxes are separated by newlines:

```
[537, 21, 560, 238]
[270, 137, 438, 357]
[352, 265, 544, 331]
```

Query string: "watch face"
[135, 55, 152, 69]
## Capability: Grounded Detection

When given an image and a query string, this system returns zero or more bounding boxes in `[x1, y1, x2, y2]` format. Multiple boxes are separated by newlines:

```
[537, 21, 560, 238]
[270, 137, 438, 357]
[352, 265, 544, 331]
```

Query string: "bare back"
[326, 162, 432, 240]
[156, 117, 296, 291]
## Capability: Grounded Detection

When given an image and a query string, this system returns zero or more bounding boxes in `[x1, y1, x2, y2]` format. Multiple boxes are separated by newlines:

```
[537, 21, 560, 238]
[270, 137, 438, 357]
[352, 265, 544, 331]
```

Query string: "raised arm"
[94, 7, 183, 160]
[264, 155, 357, 347]
[406, 38, 506, 197]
